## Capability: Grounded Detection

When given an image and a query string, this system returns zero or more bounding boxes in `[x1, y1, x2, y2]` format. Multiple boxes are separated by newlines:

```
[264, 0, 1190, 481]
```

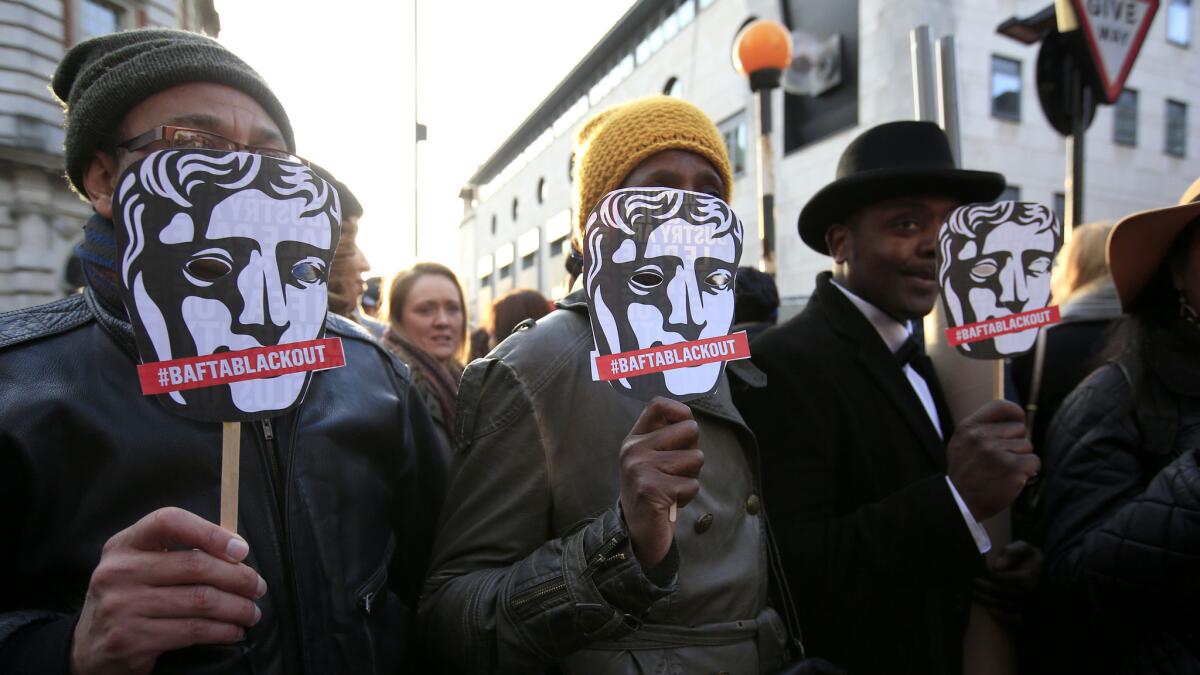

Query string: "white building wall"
[463, 0, 1200, 317]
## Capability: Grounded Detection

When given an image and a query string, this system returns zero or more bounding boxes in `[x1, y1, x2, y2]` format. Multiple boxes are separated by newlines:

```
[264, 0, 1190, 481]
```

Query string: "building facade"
[459, 0, 1199, 318]
[0, 0, 218, 311]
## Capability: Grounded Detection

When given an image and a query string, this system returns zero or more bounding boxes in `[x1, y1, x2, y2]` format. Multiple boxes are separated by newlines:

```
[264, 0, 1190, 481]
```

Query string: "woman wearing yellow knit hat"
[422, 96, 801, 674]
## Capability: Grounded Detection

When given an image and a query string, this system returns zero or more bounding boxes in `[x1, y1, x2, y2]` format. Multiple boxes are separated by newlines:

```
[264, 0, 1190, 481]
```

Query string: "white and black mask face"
[114, 149, 341, 421]
[939, 201, 1062, 358]
[584, 188, 743, 401]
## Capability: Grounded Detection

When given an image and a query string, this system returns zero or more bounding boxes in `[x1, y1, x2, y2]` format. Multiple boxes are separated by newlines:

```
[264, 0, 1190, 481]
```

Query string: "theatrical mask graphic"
[114, 149, 341, 421]
[584, 187, 744, 401]
[939, 201, 1063, 359]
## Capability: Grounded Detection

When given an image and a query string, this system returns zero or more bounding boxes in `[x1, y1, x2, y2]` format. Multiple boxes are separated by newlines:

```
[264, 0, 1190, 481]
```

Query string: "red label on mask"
[945, 306, 1061, 347]
[593, 331, 751, 381]
[136, 338, 346, 395]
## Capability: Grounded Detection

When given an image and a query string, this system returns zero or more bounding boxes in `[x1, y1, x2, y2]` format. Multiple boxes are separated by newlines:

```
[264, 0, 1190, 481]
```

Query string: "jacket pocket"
[354, 534, 396, 616]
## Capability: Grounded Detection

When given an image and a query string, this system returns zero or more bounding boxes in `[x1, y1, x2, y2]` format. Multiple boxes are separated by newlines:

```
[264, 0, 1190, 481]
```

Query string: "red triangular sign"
[1070, 0, 1160, 103]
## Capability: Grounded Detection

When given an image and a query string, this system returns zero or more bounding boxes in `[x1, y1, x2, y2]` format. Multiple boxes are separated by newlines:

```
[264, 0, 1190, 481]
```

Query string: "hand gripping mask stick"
[584, 187, 751, 402]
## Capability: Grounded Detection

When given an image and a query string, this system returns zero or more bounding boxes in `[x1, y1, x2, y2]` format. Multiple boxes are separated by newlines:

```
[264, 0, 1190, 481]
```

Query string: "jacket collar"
[86, 286, 139, 360]
[810, 272, 949, 465]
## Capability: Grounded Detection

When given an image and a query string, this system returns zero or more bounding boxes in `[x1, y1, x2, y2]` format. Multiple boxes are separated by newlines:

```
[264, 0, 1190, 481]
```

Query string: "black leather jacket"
[0, 290, 447, 674]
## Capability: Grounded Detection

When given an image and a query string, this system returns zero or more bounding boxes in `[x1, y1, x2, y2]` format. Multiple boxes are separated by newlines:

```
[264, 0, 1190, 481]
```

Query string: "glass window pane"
[991, 56, 1022, 120]
[719, 111, 748, 177]
[635, 37, 652, 65]
[675, 0, 696, 28]
[663, 11, 680, 41]
[1113, 89, 1138, 146]
[1053, 193, 1066, 222]
[1168, 0, 1192, 45]
[80, 0, 121, 40]
[649, 24, 666, 52]
[1167, 100, 1188, 157]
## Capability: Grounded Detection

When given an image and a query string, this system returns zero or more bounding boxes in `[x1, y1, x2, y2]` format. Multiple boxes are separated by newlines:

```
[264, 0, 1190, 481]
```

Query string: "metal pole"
[935, 36, 962, 167]
[413, 0, 420, 258]
[755, 87, 777, 276]
[1065, 61, 1086, 230]
[910, 26, 937, 121]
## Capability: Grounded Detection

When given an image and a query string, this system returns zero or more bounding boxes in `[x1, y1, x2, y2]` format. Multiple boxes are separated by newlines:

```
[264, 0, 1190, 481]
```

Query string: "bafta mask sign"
[938, 201, 1064, 359]
[584, 188, 750, 402]
[114, 149, 347, 422]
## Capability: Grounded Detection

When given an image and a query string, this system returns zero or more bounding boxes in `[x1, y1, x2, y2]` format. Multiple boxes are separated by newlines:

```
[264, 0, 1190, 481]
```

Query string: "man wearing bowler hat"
[734, 121, 1042, 674]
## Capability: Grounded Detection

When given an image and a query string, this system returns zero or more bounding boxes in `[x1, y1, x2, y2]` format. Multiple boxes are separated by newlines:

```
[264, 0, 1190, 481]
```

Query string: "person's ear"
[827, 224, 851, 265]
[83, 150, 119, 220]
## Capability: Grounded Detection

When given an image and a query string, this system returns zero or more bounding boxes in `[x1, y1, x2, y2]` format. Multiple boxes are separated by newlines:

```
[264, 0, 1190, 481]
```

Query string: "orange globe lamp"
[733, 19, 792, 91]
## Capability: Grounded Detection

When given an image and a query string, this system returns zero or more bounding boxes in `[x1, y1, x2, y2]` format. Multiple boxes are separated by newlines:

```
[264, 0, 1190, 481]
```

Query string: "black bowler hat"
[798, 121, 1006, 254]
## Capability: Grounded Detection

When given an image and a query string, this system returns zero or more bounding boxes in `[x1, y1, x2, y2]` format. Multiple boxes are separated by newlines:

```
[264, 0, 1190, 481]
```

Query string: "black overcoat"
[734, 272, 984, 675]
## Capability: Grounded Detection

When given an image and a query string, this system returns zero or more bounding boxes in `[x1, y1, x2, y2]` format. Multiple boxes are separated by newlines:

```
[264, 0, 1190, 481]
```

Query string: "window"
[521, 253, 536, 270]
[991, 56, 1022, 121]
[537, 177, 547, 204]
[490, 214, 497, 235]
[1053, 192, 1066, 222]
[674, 0, 696, 29]
[635, 36, 653, 64]
[1113, 89, 1138, 146]
[495, 244, 514, 281]
[1167, 99, 1188, 157]
[79, 0, 123, 40]
[545, 209, 571, 261]
[477, 255, 494, 291]
[718, 111, 748, 177]
[1168, 0, 1192, 46]
[662, 8, 680, 41]
[999, 186, 1021, 202]
[511, 197, 519, 222]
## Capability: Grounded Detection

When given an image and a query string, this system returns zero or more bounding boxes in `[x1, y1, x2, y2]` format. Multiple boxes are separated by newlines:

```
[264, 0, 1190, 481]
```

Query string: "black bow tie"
[894, 335, 922, 367]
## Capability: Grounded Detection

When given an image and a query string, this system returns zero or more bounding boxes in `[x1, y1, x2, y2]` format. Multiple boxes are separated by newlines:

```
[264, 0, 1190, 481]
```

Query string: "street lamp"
[733, 19, 791, 276]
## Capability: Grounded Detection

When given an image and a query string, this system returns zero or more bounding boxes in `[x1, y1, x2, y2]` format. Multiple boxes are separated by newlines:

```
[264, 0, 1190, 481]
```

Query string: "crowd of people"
[1, 27, 1198, 675]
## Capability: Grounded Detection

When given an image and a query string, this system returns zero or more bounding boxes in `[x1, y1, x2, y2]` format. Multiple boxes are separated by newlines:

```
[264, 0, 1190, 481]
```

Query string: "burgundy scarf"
[381, 328, 459, 441]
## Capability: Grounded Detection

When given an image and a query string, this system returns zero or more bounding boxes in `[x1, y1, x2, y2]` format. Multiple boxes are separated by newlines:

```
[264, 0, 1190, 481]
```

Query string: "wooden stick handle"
[993, 359, 1005, 401]
[668, 503, 677, 523]
[221, 422, 240, 532]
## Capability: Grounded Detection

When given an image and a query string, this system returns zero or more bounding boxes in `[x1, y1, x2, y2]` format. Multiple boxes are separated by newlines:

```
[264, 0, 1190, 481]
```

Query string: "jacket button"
[745, 494, 761, 515]
[694, 513, 714, 534]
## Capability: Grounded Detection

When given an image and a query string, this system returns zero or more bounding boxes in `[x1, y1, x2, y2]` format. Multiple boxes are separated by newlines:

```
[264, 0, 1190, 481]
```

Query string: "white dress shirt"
[830, 279, 991, 554]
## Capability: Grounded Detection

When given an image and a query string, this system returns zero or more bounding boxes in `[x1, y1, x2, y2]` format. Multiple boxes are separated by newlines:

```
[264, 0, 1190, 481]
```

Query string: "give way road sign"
[1070, 0, 1160, 103]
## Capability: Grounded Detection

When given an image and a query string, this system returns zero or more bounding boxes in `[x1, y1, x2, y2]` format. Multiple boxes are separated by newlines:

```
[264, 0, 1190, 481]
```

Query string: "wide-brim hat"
[798, 121, 1006, 254]
[1108, 177, 1200, 312]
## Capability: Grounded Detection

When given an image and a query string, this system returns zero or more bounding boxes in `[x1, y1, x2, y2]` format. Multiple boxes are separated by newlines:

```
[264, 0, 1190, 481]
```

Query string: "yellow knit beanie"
[572, 96, 733, 247]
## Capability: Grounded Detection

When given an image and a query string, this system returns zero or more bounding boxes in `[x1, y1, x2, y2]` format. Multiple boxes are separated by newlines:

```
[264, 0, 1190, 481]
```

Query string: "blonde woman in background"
[1012, 221, 1122, 452]
[382, 263, 467, 459]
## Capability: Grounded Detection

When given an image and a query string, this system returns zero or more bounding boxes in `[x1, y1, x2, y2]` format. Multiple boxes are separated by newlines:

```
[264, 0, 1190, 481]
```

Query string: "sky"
[215, 0, 636, 282]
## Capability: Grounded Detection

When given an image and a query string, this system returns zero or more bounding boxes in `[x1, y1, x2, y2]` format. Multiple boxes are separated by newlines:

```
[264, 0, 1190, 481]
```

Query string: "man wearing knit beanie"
[423, 96, 793, 673]
[0, 29, 446, 675]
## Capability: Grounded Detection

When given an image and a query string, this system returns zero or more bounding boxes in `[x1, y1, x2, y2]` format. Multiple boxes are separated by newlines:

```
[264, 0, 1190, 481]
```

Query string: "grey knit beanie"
[51, 28, 295, 197]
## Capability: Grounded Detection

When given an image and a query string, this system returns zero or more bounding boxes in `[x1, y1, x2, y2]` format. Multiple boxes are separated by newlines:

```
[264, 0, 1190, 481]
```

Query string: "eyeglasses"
[117, 126, 309, 166]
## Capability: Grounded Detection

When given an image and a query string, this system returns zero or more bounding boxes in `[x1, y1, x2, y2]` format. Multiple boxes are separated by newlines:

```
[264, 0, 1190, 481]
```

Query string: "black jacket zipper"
[510, 535, 628, 612]
[257, 417, 309, 673]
